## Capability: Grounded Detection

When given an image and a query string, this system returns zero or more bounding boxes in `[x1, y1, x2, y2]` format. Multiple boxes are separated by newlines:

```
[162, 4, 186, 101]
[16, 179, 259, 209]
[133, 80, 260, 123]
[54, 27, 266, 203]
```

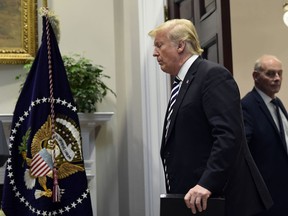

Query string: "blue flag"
[1, 15, 93, 215]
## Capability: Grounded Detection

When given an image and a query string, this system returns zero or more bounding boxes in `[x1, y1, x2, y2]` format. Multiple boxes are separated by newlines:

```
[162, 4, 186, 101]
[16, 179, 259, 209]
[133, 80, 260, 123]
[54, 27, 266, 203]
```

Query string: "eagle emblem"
[19, 115, 85, 200]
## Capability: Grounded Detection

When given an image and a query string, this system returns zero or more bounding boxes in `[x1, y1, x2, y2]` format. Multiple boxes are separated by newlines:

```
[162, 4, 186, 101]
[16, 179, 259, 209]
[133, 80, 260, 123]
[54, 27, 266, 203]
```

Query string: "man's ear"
[177, 40, 185, 53]
[253, 71, 259, 82]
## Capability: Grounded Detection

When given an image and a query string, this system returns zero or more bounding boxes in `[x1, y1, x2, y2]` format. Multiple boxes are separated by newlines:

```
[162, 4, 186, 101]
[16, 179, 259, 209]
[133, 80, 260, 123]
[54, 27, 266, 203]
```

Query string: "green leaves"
[21, 54, 116, 113]
[63, 54, 116, 113]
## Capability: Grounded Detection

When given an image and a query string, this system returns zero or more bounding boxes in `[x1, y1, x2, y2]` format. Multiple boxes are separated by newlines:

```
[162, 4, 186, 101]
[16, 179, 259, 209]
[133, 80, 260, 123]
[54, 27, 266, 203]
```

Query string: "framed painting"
[0, 0, 38, 64]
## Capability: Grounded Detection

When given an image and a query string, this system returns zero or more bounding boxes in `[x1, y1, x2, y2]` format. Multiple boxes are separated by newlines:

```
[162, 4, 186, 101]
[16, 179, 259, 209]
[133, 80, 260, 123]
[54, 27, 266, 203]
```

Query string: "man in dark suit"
[148, 19, 273, 216]
[241, 55, 288, 215]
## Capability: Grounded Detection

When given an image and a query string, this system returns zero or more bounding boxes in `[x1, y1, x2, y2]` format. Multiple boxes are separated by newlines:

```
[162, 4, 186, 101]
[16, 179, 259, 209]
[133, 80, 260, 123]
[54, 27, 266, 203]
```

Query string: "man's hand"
[184, 185, 212, 214]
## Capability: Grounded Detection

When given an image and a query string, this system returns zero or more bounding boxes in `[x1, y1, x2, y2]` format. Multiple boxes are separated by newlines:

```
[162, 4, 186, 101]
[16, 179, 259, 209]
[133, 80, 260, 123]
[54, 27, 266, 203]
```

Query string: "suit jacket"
[241, 88, 288, 215]
[160, 57, 273, 216]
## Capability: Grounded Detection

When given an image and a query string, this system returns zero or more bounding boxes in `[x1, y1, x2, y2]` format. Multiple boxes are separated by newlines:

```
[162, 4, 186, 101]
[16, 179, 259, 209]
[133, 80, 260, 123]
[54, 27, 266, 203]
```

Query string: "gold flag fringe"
[39, 7, 60, 43]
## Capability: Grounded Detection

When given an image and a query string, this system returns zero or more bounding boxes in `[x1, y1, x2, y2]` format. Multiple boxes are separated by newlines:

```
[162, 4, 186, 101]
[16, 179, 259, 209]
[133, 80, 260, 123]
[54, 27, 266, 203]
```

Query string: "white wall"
[231, 0, 288, 104]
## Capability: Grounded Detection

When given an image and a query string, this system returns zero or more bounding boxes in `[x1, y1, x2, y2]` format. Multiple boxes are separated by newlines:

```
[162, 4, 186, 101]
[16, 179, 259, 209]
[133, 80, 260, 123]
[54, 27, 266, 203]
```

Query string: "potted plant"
[19, 54, 116, 113]
[61, 54, 116, 113]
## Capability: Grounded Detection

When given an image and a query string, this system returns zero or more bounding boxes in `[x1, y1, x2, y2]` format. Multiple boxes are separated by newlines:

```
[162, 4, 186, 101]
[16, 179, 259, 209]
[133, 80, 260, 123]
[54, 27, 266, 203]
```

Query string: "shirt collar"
[255, 87, 274, 105]
[177, 55, 199, 81]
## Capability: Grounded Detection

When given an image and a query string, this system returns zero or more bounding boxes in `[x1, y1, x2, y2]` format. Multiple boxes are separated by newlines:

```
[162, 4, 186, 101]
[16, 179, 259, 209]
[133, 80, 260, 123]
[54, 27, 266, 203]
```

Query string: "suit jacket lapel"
[252, 89, 288, 152]
[252, 89, 278, 131]
[164, 57, 203, 144]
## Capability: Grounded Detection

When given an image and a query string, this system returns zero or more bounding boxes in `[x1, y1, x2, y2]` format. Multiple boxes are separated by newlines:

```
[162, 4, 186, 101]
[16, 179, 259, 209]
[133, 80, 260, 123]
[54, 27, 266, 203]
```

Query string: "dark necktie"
[271, 99, 287, 149]
[165, 76, 181, 139]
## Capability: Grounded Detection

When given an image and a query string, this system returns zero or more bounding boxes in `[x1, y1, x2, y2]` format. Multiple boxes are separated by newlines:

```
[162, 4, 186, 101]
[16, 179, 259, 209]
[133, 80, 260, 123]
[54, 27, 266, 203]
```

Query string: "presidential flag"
[1, 13, 93, 215]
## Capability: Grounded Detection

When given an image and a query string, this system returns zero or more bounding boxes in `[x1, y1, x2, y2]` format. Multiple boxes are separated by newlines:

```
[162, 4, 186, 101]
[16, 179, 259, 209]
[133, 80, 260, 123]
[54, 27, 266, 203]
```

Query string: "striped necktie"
[165, 76, 181, 139]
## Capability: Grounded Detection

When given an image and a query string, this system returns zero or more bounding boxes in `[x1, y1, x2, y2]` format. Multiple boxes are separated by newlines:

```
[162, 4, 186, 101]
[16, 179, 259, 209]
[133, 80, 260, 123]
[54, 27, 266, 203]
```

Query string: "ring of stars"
[6, 97, 91, 215]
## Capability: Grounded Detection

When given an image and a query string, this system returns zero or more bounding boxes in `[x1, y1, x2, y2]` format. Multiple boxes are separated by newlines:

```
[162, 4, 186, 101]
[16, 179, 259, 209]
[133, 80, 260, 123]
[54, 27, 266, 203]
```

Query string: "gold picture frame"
[0, 0, 38, 64]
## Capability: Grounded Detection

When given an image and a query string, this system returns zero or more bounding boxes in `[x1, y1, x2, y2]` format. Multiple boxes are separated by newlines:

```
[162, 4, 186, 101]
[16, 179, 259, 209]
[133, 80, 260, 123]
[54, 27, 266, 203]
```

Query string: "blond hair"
[148, 19, 203, 55]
